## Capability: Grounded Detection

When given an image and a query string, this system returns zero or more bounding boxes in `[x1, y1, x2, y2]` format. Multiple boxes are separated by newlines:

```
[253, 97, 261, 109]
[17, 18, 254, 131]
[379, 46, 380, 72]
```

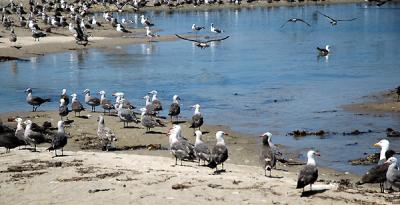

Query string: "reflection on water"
[1, 3, 400, 174]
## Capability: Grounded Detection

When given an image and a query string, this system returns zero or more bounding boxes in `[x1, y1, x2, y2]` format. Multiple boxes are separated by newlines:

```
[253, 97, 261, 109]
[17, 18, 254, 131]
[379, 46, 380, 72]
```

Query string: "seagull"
[317, 11, 357, 26]
[99, 90, 115, 115]
[112, 92, 135, 111]
[14, 118, 27, 148]
[297, 150, 320, 192]
[168, 95, 181, 122]
[24, 120, 46, 152]
[0, 120, 25, 153]
[145, 26, 158, 41]
[190, 104, 204, 131]
[73, 24, 89, 46]
[114, 1, 128, 12]
[173, 125, 196, 160]
[31, 28, 47, 41]
[58, 98, 69, 120]
[208, 131, 229, 172]
[139, 108, 165, 133]
[376, 0, 388, 7]
[71, 93, 85, 117]
[59, 88, 69, 106]
[385, 157, 400, 190]
[280, 18, 311, 28]
[143, 95, 157, 116]
[169, 125, 190, 166]
[317, 45, 330, 56]
[374, 139, 391, 165]
[97, 115, 117, 151]
[148, 90, 162, 113]
[192, 23, 205, 34]
[140, 15, 154, 27]
[25, 88, 51, 112]
[83, 89, 100, 112]
[175, 34, 230, 49]
[9, 28, 17, 43]
[260, 132, 276, 177]
[116, 23, 131, 33]
[117, 102, 139, 128]
[211, 23, 223, 34]
[47, 121, 68, 157]
[194, 130, 211, 165]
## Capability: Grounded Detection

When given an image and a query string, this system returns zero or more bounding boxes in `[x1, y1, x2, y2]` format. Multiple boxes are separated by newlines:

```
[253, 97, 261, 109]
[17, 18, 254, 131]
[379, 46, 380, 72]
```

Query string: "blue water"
[1, 3, 400, 174]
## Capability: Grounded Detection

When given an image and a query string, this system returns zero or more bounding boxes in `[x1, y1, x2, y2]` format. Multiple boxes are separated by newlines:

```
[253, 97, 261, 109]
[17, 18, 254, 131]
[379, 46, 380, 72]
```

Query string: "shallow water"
[1, 3, 400, 174]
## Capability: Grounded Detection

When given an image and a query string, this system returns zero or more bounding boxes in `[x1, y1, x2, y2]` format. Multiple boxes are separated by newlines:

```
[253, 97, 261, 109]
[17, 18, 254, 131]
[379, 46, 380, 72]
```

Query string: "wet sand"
[343, 88, 400, 113]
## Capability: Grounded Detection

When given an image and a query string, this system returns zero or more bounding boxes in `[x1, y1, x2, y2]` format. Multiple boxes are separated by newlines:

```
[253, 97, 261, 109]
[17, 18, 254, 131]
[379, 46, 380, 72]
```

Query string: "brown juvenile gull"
[71, 93, 85, 117]
[24, 120, 46, 152]
[118, 102, 139, 128]
[59, 88, 69, 106]
[97, 115, 117, 151]
[0, 120, 24, 153]
[99, 90, 115, 115]
[190, 104, 204, 131]
[47, 121, 68, 157]
[297, 150, 320, 192]
[168, 94, 181, 122]
[260, 132, 276, 177]
[139, 108, 165, 132]
[208, 131, 229, 171]
[385, 157, 400, 190]
[83, 89, 100, 112]
[194, 130, 211, 165]
[58, 98, 69, 120]
[169, 126, 190, 166]
[25, 88, 51, 112]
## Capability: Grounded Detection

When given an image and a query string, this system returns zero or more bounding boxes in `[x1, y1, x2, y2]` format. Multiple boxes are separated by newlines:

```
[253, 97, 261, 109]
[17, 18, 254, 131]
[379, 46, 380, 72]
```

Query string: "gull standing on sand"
[47, 121, 68, 157]
[194, 130, 211, 165]
[118, 102, 138, 128]
[0, 120, 25, 153]
[14, 118, 26, 148]
[99, 90, 115, 115]
[83, 89, 100, 112]
[71, 93, 85, 117]
[385, 157, 400, 190]
[149, 90, 163, 113]
[190, 104, 203, 131]
[168, 95, 181, 122]
[140, 15, 154, 27]
[31, 28, 47, 41]
[116, 23, 131, 33]
[297, 150, 320, 192]
[169, 125, 190, 165]
[146, 26, 158, 41]
[208, 131, 229, 172]
[143, 95, 156, 116]
[25, 88, 51, 112]
[9, 28, 17, 43]
[260, 132, 276, 177]
[24, 120, 46, 152]
[97, 115, 117, 151]
[174, 125, 196, 160]
[113, 92, 135, 111]
[59, 88, 69, 106]
[139, 107, 164, 132]
[58, 98, 69, 120]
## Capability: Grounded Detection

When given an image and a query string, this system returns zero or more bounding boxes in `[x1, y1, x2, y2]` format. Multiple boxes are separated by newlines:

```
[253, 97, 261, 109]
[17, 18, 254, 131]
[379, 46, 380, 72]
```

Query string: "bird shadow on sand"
[52, 154, 70, 158]
[266, 175, 284, 179]
[171, 121, 186, 125]
[122, 126, 140, 129]
[211, 169, 227, 175]
[75, 116, 89, 119]
[145, 131, 166, 135]
[300, 189, 328, 197]
[171, 164, 197, 168]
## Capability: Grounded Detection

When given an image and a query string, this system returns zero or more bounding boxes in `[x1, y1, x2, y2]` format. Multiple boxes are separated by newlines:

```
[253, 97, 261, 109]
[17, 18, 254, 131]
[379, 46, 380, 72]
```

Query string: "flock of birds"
[0, 86, 399, 194]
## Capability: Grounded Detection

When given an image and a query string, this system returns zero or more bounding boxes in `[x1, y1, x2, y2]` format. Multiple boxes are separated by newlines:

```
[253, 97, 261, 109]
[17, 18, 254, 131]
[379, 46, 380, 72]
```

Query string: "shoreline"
[0, 0, 379, 60]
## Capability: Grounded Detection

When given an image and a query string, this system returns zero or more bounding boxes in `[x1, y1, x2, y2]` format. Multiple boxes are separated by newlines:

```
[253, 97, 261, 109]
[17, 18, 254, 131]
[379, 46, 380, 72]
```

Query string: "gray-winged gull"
[58, 98, 69, 120]
[14, 118, 27, 148]
[83, 89, 100, 112]
[118, 102, 138, 128]
[385, 157, 400, 190]
[174, 125, 196, 160]
[260, 132, 276, 177]
[143, 95, 156, 116]
[25, 88, 51, 112]
[297, 150, 320, 192]
[139, 107, 164, 132]
[194, 130, 211, 165]
[71, 93, 85, 117]
[97, 115, 117, 151]
[190, 104, 203, 131]
[0, 120, 25, 153]
[168, 95, 181, 122]
[169, 126, 190, 166]
[59, 88, 69, 106]
[208, 131, 229, 171]
[47, 121, 68, 157]
[24, 120, 46, 152]
[148, 90, 163, 113]
[99, 90, 115, 115]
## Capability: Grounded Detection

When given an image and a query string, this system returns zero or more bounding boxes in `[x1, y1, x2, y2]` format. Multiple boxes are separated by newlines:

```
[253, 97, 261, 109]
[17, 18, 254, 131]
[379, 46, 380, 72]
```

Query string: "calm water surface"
[1, 3, 400, 174]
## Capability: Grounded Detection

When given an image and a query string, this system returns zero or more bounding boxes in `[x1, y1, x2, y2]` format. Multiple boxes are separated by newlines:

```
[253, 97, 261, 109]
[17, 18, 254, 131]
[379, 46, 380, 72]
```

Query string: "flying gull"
[385, 157, 400, 190]
[58, 98, 69, 120]
[194, 130, 211, 165]
[280, 18, 311, 28]
[260, 132, 276, 177]
[317, 45, 330, 56]
[297, 150, 320, 192]
[83, 89, 100, 112]
[117, 102, 139, 128]
[168, 94, 181, 122]
[59, 88, 69, 106]
[97, 115, 117, 151]
[24, 120, 46, 152]
[175, 34, 230, 49]
[208, 131, 229, 172]
[317, 11, 357, 26]
[71, 93, 85, 117]
[47, 121, 68, 157]
[99, 90, 115, 115]
[190, 104, 204, 131]
[25, 88, 51, 112]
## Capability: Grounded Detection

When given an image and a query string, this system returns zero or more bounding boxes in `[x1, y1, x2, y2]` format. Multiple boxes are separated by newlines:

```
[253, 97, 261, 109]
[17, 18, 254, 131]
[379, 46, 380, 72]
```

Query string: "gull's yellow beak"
[373, 143, 380, 148]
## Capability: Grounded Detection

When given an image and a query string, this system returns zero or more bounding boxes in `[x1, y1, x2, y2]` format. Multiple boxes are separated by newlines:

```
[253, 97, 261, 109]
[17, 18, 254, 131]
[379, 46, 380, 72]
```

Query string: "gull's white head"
[15, 118, 23, 124]
[61, 88, 67, 95]
[374, 139, 390, 150]
[71, 93, 77, 98]
[325, 45, 330, 51]
[385, 157, 398, 166]
[99, 90, 106, 95]
[216, 131, 227, 144]
[173, 95, 180, 101]
[306, 150, 320, 166]
[83, 89, 90, 94]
